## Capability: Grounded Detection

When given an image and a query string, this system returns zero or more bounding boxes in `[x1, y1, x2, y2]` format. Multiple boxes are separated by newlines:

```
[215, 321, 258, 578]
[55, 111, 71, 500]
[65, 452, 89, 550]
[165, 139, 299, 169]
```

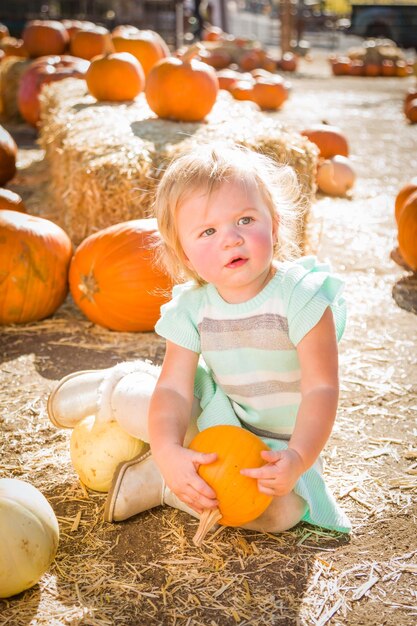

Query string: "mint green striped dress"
[155, 256, 351, 533]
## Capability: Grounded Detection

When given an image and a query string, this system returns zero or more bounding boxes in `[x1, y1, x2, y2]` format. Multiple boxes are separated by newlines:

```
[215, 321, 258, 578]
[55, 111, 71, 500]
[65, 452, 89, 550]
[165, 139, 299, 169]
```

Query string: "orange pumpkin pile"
[300, 124, 355, 197]
[69, 218, 172, 332]
[189, 425, 272, 546]
[329, 39, 412, 78]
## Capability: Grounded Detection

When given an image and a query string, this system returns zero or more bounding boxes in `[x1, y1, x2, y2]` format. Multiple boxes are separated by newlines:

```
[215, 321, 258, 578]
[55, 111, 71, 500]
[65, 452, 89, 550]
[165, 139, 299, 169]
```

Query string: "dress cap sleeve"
[154, 281, 202, 353]
[282, 256, 346, 346]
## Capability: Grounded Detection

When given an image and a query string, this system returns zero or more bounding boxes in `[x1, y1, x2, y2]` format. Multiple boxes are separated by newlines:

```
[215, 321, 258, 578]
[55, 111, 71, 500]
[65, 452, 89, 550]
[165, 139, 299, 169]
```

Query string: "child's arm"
[148, 340, 218, 513]
[241, 307, 339, 496]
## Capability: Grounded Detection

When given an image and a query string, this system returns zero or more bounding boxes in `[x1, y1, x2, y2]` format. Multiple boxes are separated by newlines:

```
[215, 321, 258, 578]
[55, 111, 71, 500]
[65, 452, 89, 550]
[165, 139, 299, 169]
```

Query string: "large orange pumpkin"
[70, 26, 113, 60]
[69, 218, 172, 332]
[22, 20, 69, 58]
[394, 178, 417, 224]
[145, 46, 219, 122]
[18, 55, 90, 127]
[300, 123, 349, 159]
[112, 29, 169, 78]
[188, 425, 272, 545]
[0, 125, 17, 186]
[85, 52, 145, 102]
[0, 188, 26, 212]
[397, 191, 417, 271]
[0, 210, 72, 324]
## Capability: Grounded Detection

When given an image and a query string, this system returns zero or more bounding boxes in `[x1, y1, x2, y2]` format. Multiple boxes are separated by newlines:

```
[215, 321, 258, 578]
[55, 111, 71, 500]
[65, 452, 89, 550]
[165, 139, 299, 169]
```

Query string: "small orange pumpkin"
[202, 26, 224, 42]
[0, 125, 17, 186]
[397, 191, 417, 270]
[405, 98, 417, 124]
[404, 88, 417, 112]
[0, 210, 72, 324]
[85, 52, 145, 102]
[0, 188, 26, 212]
[381, 59, 396, 77]
[229, 79, 254, 102]
[70, 26, 114, 60]
[61, 19, 96, 41]
[279, 51, 298, 73]
[69, 218, 172, 332]
[364, 62, 380, 77]
[198, 49, 231, 71]
[300, 123, 349, 159]
[145, 46, 219, 122]
[394, 178, 417, 224]
[216, 68, 239, 91]
[252, 77, 289, 111]
[329, 56, 351, 76]
[0, 37, 28, 58]
[349, 60, 364, 76]
[22, 20, 69, 58]
[112, 29, 169, 78]
[188, 425, 272, 545]
[239, 48, 265, 72]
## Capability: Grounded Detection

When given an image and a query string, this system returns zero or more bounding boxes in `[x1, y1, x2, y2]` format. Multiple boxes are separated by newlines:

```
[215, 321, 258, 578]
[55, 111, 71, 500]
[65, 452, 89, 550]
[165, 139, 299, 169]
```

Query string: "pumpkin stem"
[192, 507, 222, 546]
[78, 271, 99, 303]
[181, 43, 204, 63]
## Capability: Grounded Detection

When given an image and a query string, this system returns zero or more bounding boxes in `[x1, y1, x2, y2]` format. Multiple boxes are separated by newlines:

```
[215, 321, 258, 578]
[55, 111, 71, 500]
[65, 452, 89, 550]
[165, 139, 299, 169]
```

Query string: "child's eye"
[238, 216, 253, 225]
[201, 227, 216, 237]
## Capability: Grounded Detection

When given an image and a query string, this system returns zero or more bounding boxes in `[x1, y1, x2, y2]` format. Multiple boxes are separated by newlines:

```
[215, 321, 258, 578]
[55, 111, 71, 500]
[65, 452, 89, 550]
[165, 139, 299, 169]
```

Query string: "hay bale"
[0, 57, 30, 121]
[39, 78, 318, 245]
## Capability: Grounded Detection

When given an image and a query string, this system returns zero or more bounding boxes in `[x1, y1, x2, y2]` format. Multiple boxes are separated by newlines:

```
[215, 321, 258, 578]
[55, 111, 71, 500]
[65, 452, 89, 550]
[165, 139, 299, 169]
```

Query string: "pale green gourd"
[0, 478, 59, 598]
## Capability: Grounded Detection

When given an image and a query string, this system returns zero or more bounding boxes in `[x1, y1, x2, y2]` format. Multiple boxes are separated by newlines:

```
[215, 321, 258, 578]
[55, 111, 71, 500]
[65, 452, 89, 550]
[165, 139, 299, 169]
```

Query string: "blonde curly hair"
[153, 142, 305, 285]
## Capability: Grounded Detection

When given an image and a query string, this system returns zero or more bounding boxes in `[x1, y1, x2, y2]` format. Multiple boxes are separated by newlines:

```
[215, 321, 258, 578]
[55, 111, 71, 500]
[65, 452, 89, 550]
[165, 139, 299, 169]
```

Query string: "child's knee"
[242, 492, 307, 533]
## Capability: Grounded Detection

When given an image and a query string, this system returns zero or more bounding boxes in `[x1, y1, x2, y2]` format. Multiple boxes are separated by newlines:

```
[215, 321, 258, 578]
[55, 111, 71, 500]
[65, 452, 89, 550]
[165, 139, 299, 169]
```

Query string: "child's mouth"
[226, 257, 247, 268]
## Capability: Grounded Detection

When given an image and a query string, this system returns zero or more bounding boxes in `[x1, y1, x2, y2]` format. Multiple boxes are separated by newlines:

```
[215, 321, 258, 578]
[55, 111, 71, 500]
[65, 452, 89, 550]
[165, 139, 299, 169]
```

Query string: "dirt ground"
[1, 52, 417, 625]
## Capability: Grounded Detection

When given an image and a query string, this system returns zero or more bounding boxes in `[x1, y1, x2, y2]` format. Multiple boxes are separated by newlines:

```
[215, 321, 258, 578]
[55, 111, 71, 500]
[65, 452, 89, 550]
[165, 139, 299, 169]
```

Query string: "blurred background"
[1, 0, 417, 51]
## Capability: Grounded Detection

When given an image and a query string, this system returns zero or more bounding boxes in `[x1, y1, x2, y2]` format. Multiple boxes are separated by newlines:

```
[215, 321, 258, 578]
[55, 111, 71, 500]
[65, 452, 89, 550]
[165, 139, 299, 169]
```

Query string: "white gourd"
[317, 155, 356, 197]
[0, 478, 59, 598]
[70, 415, 145, 492]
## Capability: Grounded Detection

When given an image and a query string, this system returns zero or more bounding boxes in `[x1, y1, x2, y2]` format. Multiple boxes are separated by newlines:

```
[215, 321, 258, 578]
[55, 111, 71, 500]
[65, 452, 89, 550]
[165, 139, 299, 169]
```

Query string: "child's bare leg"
[242, 492, 307, 533]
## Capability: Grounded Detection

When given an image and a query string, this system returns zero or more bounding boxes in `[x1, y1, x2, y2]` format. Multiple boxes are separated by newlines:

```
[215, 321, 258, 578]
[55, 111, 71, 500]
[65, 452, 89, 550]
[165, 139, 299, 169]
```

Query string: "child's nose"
[223, 225, 243, 247]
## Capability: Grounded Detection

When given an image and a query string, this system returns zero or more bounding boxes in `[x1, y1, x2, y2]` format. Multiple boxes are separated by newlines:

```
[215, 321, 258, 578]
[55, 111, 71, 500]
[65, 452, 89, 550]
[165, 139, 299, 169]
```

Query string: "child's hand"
[156, 444, 218, 514]
[240, 449, 304, 498]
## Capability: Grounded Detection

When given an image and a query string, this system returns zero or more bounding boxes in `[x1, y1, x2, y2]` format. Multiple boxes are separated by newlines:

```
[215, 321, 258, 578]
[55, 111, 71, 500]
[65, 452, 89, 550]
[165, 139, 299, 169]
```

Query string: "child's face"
[177, 179, 277, 303]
